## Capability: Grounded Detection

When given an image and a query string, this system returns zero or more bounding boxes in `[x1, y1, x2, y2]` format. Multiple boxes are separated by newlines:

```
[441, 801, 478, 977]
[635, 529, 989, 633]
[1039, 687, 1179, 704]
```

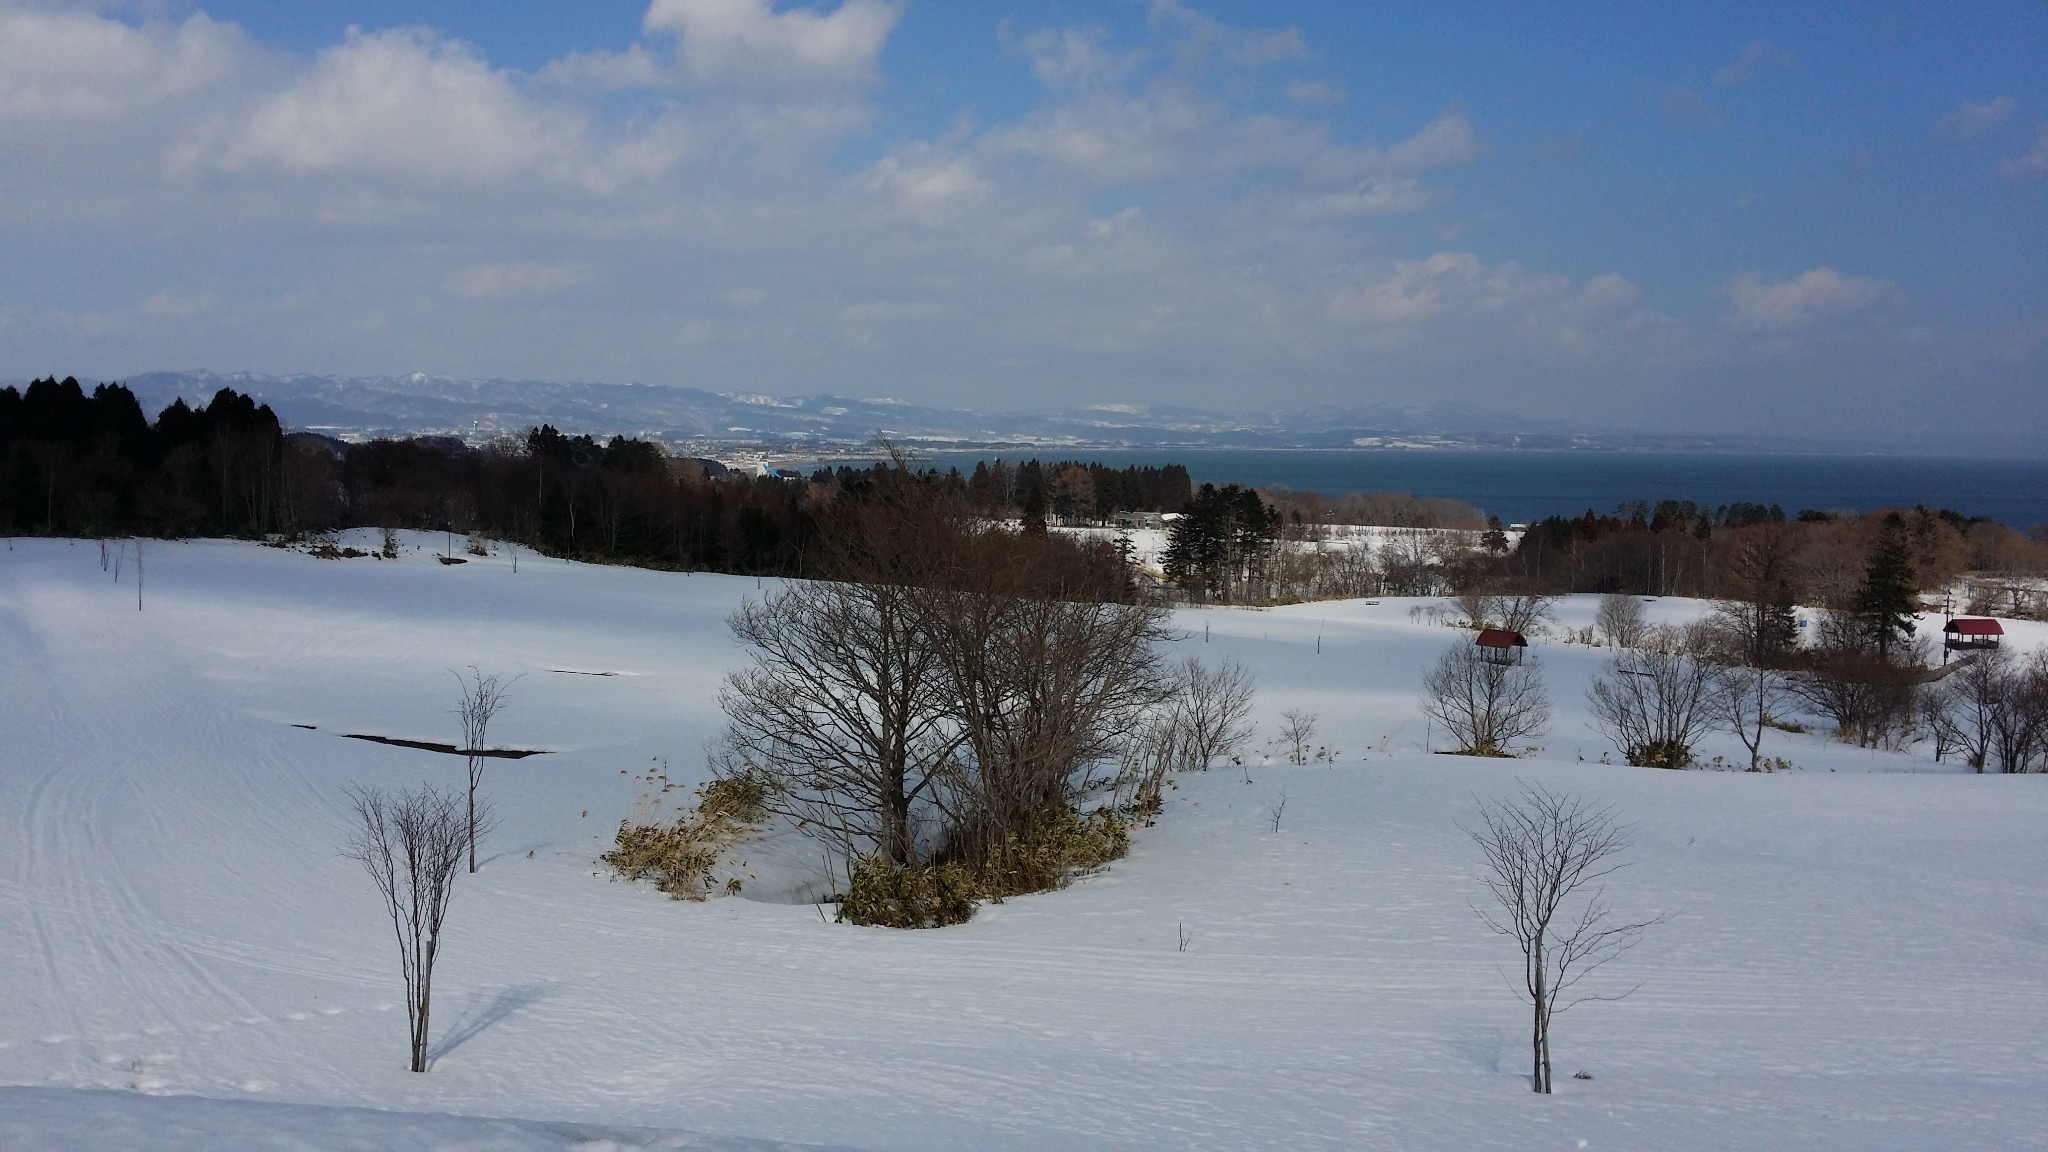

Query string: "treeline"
[1499, 499, 2047, 605]
[2, 376, 303, 538]
[960, 458, 1192, 525]
[0, 377, 1210, 580]
[1258, 486, 1485, 529]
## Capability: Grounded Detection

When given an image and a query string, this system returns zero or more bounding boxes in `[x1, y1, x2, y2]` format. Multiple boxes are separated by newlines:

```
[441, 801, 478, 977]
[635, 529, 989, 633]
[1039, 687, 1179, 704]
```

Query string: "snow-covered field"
[2, 534, 2045, 1151]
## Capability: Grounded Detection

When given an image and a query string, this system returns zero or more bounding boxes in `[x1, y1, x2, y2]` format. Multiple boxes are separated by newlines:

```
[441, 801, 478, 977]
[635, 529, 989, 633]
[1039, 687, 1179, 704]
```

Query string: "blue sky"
[2, 1, 2043, 449]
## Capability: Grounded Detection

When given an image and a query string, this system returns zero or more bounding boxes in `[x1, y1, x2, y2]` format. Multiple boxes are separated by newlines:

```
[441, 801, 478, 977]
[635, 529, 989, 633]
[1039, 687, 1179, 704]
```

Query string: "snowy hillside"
[2, 536, 2044, 1150]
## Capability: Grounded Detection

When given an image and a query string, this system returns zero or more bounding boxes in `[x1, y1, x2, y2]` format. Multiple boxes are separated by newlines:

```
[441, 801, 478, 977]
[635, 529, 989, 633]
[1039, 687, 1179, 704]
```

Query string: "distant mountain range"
[16, 370, 1831, 456]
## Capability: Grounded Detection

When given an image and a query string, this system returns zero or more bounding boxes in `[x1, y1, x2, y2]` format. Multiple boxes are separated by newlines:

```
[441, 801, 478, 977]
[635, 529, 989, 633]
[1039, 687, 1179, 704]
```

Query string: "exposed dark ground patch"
[341, 733, 548, 759]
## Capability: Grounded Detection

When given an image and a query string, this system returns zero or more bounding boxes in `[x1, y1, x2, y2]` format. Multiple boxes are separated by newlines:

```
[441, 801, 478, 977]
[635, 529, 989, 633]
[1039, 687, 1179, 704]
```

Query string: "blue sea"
[907, 450, 2048, 530]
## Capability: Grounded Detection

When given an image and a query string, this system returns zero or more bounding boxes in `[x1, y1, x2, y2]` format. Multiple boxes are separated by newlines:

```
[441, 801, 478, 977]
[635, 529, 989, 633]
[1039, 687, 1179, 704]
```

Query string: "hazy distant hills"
[23, 370, 1802, 454]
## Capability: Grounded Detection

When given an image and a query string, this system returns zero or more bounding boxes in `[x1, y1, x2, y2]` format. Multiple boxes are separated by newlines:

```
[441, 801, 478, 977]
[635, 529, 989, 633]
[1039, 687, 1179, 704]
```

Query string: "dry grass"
[602, 772, 767, 900]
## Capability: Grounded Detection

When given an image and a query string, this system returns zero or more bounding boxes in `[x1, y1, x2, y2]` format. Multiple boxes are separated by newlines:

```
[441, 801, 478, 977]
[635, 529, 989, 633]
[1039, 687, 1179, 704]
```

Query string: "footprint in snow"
[38, 1034, 73, 1045]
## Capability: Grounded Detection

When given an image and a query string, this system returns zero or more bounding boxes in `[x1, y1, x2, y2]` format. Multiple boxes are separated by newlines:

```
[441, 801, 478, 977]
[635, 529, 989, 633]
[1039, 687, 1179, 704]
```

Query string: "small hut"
[1943, 617, 2004, 655]
[1475, 628, 1528, 665]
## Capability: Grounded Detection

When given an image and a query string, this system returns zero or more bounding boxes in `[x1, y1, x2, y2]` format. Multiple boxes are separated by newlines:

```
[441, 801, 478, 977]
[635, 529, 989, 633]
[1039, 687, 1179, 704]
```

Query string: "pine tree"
[1021, 485, 1048, 536]
[1481, 515, 1509, 555]
[1853, 515, 1918, 661]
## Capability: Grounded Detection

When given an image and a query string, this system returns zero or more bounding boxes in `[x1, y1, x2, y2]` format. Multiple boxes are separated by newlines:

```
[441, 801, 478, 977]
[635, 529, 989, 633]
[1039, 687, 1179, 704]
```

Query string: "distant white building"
[1115, 511, 1179, 530]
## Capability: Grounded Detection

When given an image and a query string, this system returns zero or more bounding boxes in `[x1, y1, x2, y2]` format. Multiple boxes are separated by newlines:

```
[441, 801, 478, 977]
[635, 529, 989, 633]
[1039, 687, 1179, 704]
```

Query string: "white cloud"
[1330, 253, 1572, 326]
[140, 289, 221, 319]
[1999, 124, 2048, 179]
[1146, 1, 1308, 69]
[1016, 26, 1141, 91]
[0, 9, 246, 122]
[215, 28, 589, 185]
[1297, 178, 1433, 218]
[1938, 96, 2014, 139]
[537, 44, 672, 91]
[839, 299, 943, 348]
[1712, 40, 1791, 87]
[1725, 268, 1901, 329]
[2, 1, 2019, 445]
[445, 261, 591, 300]
[864, 146, 992, 216]
[1382, 108, 1479, 171]
[643, 0, 902, 91]
[1285, 79, 1342, 106]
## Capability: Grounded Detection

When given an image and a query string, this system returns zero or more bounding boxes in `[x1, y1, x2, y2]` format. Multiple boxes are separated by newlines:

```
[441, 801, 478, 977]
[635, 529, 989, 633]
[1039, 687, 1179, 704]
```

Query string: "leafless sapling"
[453, 667, 517, 873]
[1277, 708, 1319, 766]
[1170, 655, 1258, 771]
[1711, 661, 1794, 772]
[1266, 788, 1288, 833]
[1467, 784, 1663, 1094]
[344, 783, 488, 1073]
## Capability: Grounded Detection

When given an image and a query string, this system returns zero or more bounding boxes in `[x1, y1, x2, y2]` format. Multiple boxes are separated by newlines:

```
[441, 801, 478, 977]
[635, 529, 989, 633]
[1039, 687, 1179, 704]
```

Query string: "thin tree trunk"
[1531, 933, 1548, 1093]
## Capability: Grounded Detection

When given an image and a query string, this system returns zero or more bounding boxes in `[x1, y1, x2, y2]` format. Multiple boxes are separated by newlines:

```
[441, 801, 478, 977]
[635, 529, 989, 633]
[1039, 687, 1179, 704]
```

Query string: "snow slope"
[1, 535, 2044, 1150]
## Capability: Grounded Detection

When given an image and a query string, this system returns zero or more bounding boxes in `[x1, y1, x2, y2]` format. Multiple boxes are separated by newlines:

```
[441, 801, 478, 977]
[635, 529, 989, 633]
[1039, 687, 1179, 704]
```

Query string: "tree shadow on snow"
[1452, 1027, 1507, 1075]
[428, 983, 554, 1063]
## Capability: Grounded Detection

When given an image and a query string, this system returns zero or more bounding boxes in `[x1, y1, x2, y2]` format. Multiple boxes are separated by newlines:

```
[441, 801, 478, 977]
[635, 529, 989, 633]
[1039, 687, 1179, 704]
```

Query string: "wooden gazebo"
[1475, 628, 1528, 665]
[1943, 617, 2004, 654]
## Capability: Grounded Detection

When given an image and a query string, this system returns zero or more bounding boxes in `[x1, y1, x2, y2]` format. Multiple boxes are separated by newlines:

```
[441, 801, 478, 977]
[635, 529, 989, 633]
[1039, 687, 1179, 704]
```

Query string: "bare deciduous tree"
[717, 576, 957, 867]
[344, 783, 486, 1073]
[1112, 710, 1183, 817]
[1497, 592, 1557, 637]
[1169, 655, 1258, 771]
[1452, 590, 1496, 630]
[1593, 593, 1647, 650]
[453, 668, 517, 873]
[1987, 651, 2048, 774]
[1422, 642, 1550, 756]
[928, 583, 1172, 871]
[1789, 614, 1929, 750]
[1276, 708, 1319, 765]
[1466, 784, 1663, 1094]
[1928, 649, 2048, 773]
[1711, 662, 1795, 772]
[1453, 590, 1555, 636]
[1586, 625, 1719, 768]
[1712, 526, 1802, 667]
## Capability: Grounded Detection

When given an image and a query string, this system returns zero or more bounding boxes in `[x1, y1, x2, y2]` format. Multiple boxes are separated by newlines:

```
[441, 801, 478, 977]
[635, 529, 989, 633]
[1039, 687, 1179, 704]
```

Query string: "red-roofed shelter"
[1943, 617, 2004, 653]
[1475, 628, 1528, 665]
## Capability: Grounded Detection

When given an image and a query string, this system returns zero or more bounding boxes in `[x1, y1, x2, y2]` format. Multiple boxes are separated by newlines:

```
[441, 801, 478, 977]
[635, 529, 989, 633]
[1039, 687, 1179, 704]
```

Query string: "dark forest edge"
[4, 377, 2045, 615]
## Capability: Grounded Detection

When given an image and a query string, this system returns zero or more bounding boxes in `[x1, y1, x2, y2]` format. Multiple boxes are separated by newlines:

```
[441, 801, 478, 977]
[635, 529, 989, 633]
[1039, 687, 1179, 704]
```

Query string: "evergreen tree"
[1853, 514, 1918, 661]
[1162, 483, 1277, 603]
[1020, 485, 1048, 536]
[1481, 515, 1509, 555]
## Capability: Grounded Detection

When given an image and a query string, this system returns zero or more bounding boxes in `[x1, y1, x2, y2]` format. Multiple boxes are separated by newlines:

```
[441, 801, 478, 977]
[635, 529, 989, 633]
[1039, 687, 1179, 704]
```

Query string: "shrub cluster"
[603, 776, 767, 900]
[838, 806, 1132, 928]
